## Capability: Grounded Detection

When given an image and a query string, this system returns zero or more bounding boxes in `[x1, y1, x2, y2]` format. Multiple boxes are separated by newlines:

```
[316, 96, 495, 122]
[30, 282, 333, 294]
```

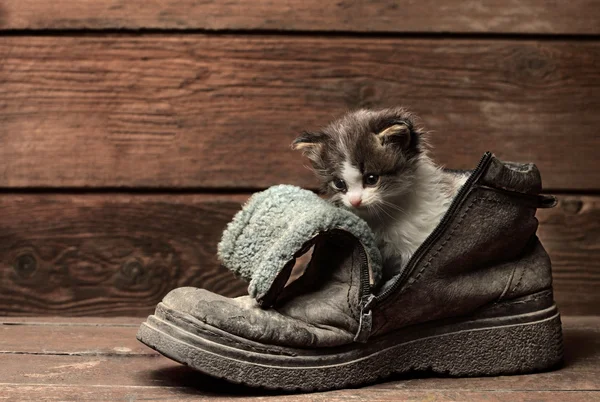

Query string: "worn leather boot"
[137, 152, 563, 391]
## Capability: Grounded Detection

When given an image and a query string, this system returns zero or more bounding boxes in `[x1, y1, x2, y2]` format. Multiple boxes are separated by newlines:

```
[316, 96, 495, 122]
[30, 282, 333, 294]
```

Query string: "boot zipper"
[328, 229, 373, 302]
[354, 241, 374, 342]
[364, 151, 494, 310]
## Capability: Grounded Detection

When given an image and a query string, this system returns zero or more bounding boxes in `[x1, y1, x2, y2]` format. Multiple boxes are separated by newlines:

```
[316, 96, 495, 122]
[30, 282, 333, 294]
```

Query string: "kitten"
[292, 108, 469, 280]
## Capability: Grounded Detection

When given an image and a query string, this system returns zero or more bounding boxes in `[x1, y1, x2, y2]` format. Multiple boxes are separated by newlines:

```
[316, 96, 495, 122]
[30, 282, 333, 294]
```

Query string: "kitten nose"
[349, 197, 362, 208]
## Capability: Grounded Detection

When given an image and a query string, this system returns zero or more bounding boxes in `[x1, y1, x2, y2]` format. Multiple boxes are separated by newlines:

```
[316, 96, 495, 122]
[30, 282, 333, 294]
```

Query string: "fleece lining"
[218, 185, 382, 299]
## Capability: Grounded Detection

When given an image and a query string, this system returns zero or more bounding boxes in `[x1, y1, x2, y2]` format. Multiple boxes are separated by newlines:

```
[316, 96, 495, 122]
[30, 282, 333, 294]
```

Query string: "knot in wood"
[14, 253, 37, 278]
[121, 259, 145, 281]
[507, 46, 557, 83]
[562, 198, 584, 215]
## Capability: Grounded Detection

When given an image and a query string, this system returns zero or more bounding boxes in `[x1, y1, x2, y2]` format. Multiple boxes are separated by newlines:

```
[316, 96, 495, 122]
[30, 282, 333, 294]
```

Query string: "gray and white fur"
[292, 108, 469, 280]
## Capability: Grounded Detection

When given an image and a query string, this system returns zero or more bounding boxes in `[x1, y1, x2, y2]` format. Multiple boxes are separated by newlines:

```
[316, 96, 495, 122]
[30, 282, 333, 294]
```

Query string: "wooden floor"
[0, 316, 597, 401]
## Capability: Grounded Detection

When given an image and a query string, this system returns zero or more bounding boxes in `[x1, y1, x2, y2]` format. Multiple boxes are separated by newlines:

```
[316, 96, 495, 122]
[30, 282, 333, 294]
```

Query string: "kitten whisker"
[374, 203, 396, 221]
[379, 200, 406, 215]
[366, 204, 380, 222]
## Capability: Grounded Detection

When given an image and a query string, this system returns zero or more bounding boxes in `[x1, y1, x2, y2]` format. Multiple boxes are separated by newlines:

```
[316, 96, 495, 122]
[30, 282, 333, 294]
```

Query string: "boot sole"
[137, 303, 563, 391]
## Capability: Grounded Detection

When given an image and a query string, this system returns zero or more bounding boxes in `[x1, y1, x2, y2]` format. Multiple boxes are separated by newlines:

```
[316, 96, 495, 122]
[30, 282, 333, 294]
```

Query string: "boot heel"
[424, 312, 564, 376]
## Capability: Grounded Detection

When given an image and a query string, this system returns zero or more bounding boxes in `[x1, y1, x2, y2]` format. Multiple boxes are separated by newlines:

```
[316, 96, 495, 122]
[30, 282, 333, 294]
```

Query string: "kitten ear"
[291, 131, 325, 158]
[376, 122, 416, 151]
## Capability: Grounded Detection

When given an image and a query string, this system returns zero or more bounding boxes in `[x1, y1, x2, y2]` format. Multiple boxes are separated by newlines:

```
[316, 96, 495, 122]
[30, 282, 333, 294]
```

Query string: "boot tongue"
[217, 185, 382, 306]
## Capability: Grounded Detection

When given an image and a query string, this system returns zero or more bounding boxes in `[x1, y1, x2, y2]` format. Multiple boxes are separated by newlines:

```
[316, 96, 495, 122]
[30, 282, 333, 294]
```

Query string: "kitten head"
[292, 108, 425, 214]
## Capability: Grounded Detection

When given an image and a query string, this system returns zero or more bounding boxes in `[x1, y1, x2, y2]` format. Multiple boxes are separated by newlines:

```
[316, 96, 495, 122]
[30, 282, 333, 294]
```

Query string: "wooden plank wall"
[0, 1, 599, 316]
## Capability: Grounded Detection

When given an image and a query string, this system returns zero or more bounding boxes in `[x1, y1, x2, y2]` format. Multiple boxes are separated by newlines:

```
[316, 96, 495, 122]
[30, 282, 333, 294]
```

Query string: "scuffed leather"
[479, 157, 542, 195]
[371, 156, 553, 336]
[162, 234, 365, 347]
[502, 239, 552, 299]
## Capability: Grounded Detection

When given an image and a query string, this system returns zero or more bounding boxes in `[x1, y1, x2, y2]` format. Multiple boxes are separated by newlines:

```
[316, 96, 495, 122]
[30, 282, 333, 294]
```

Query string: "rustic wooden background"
[0, 1, 598, 316]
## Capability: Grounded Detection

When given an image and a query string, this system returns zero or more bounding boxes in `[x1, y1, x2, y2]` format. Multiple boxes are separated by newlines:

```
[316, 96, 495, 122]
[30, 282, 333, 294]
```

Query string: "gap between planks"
[2, 0, 600, 35]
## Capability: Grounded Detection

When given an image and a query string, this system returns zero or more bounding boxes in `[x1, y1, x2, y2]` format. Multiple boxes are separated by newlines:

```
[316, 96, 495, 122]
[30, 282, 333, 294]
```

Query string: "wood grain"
[0, 317, 598, 400]
[0, 194, 248, 316]
[1, 0, 600, 34]
[0, 193, 598, 316]
[0, 385, 597, 402]
[536, 196, 600, 315]
[1, 316, 140, 325]
[0, 325, 153, 355]
[1, 36, 599, 190]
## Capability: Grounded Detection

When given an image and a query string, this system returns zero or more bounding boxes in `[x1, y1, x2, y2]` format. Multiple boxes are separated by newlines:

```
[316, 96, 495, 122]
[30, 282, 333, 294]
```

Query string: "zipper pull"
[354, 295, 376, 343]
[354, 310, 372, 343]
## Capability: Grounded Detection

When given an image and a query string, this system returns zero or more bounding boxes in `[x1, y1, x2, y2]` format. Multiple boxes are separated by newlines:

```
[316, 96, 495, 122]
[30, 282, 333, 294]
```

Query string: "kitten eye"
[332, 178, 347, 191]
[364, 174, 380, 186]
